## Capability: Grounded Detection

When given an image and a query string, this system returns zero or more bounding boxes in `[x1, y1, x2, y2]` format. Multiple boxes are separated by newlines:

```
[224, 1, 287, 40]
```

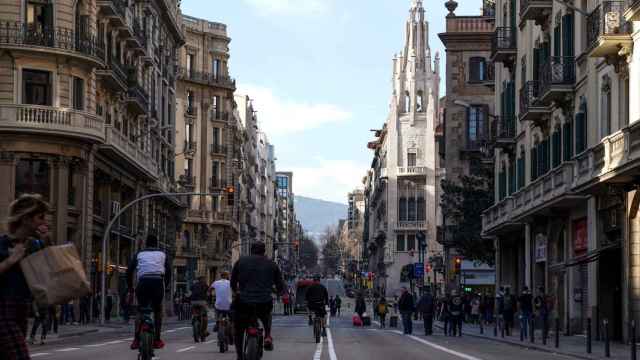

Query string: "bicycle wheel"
[139, 331, 154, 360]
[244, 336, 259, 360]
[218, 322, 226, 353]
[314, 319, 321, 343]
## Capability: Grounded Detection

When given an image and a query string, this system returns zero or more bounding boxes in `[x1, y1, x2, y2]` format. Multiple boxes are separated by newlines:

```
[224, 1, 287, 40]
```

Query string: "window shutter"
[552, 129, 561, 167]
[517, 156, 525, 189]
[562, 14, 575, 57]
[576, 112, 586, 153]
[531, 147, 538, 181]
[470, 58, 480, 82]
[508, 161, 516, 195]
[553, 25, 561, 57]
[563, 121, 573, 161]
[533, 48, 540, 82]
[499, 169, 506, 200]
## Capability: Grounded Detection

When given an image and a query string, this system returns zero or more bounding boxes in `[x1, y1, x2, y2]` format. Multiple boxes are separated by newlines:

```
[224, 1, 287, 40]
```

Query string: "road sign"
[414, 262, 424, 278]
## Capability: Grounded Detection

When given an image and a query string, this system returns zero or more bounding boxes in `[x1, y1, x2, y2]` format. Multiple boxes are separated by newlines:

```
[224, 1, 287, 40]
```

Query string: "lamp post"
[99, 191, 223, 326]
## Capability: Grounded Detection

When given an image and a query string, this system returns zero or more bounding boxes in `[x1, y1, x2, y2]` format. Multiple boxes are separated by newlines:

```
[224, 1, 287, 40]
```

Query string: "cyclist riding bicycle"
[305, 275, 329, 337]
[127, 235, 171, 350]
[231, 242, 287, 359]
[211, 271, 232, 325]
[190, 275, 210, 341]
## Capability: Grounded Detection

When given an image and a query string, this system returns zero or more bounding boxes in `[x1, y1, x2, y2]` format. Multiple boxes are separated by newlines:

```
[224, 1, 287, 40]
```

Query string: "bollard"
[530, 317, 535, 343]
[604, 319, 610, 358]
[632, 320, 637, 360]
[587, 318, 592, 354]
[555, 318, 560, 348]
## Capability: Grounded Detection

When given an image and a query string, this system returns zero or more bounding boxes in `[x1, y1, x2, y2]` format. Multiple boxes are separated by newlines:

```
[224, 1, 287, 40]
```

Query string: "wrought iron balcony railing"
[491, 27, 517, 58]
[539, 56, 576, 99]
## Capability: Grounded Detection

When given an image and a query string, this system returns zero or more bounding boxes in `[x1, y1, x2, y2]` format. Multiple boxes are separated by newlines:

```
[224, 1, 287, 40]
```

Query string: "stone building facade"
[438, 1, 496, 291]
[173, 14, 238, 291]
[364, 0, 442, 296]
[482, 0, 640, 341]
[0, 0, 185, 296]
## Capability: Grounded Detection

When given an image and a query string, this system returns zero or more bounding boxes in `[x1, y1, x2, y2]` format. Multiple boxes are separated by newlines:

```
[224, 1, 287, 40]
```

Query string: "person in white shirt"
[211, 271, 232, 314]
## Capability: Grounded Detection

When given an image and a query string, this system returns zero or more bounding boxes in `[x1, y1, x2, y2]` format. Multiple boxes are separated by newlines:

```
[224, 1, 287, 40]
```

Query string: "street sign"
[414, 262, 424, 278]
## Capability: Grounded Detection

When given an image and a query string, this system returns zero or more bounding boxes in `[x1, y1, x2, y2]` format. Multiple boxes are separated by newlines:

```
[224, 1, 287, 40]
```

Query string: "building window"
[469, 57, 486, 82]
[186, 91, 194, 113]
[531, 143, 538, 182]
[404, 91, 411, 113]
[26, 0, 53, 33]
[416, 90, 424, 112]
[185, 158, 192, 177]
[212, 95, 220, 117]
[396, 234, 405, 252]
[22, 69, 51, 105]
[406, 234, 416, 251]
[73, 77, 84, 110]
[407, 152, 417, 167]
[576, 98, 587, 154]
[399, 197, 407, 222]
[552, 126, 561, 167]
[212, 161, 219, 186]
[213, 127, 220, 147]
[186, 53, 194, 76]
[563, 119, 573, 161]
[498, 163, 506, 200]
[16, 159, 50, 201]
[601, 75, 612, 138]
[212, 59, 220, 79]
[508, 161, 516, 195]
[68, 163, 76, 206]
[212, 195, 219, 212]
[517, 148, 525, 189]
[468, 105, 487, 151]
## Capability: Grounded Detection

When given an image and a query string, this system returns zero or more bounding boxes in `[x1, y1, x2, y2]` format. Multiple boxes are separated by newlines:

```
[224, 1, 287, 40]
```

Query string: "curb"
[433, 323, 596, 360]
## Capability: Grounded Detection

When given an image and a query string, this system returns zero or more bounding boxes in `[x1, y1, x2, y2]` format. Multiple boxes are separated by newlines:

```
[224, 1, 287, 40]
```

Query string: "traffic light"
[226, 186, 235, 206]
[454, 257, 462, 274]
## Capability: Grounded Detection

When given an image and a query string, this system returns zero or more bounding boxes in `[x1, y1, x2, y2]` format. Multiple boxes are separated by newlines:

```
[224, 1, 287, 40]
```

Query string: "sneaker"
[130, 339, 140, 350]
[153, 339, 165, 349]
[263, 336, 273, 351]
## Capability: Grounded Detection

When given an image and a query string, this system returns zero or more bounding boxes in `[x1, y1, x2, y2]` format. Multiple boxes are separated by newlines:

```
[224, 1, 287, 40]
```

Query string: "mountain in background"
[294, 196, 347, 243]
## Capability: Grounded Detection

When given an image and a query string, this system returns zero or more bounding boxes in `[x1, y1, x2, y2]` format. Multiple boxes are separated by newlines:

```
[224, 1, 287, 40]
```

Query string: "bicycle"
[191, 303, 208, 343]
[217, 310, 233, 353]
[244, 305, 264, 360]
[138, 306, 155, 360]
[312, 312, 322, 343]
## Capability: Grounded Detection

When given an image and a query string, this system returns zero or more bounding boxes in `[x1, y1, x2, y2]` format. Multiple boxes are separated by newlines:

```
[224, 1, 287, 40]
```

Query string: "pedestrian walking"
[518, 287, 533, 338]
[335, 294, 342, 317]
[449, 290, 463, 336]
[533, 287, 550, 338]
[47, 305, 58, 334]
[416, 287, 435, 335]
[502, 287, 516, 336]
[355, 292, 367, 321]
[105, 293, 113, 322]
[471, 295, 481, 324]
[398, 287, 415, 335]
[439, 293, 451, 335]
[79, 295, 90, 325]
[377, 298, 388, 328]
[30, 304, 49, 345]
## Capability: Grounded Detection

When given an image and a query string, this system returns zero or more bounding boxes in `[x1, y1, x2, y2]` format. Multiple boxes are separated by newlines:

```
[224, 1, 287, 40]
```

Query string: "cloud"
[286, 158, 368, 203]
[236, 84, 351, 136]
[242, 0, 330, 16]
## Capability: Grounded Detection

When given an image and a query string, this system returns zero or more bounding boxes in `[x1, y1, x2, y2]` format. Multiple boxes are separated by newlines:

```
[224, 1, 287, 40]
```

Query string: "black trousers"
[422, 313, 433, 335]
[234, 301, 272, 360]
[135, 277, 165, 341]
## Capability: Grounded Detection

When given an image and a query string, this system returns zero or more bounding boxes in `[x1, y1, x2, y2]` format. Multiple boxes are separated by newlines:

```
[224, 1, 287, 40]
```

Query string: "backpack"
[378, 303, 387, 315]
[504, 295, 513, 310]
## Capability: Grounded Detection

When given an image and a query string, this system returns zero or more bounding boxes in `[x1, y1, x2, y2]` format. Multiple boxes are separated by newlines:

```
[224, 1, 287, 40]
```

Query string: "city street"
[27, 315, 574, 360]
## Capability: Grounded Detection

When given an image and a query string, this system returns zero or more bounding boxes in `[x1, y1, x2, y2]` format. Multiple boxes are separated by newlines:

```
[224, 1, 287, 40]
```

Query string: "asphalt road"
[27, 315, 574, 360]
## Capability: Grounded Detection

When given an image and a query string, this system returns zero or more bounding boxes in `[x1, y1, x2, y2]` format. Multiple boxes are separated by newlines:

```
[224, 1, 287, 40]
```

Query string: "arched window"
[404, 91, 411, 113]
[416, 91, 424, 112]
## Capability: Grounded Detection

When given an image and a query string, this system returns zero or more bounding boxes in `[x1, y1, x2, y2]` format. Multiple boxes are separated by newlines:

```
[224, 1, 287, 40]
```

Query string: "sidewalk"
[433, 321, 632, 360]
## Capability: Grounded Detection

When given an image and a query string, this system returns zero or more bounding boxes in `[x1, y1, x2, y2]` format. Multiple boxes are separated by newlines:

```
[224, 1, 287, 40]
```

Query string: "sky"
[181, 0, 483, 204]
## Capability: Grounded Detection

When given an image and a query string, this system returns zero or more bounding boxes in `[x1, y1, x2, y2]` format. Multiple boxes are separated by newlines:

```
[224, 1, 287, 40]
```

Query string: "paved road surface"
[27, 315, 574, 360]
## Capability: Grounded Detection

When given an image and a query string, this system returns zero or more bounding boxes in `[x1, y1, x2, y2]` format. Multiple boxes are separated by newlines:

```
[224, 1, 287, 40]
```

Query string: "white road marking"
[391, 330, 484, 360]
[176, 346, 196, 353]
[175, 326, 191, 330]
[313, 336, 323, 360]
[165, 330, 177, 333]
[86, 340, 124, 347]
[56, 347, 81, 352]
[204, 339, 217, 344]
[326, 328, 338, 360]
[31, 353, 51, 358]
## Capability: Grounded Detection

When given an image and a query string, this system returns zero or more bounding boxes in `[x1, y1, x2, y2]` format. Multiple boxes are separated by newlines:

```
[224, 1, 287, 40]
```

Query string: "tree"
[299, 233, 319, 271]
[440, 168, 495, 266]
[320, 227, 341, 276]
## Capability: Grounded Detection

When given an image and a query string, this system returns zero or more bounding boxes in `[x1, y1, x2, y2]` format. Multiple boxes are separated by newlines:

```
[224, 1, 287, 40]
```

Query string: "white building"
[365, 0, 442, 296]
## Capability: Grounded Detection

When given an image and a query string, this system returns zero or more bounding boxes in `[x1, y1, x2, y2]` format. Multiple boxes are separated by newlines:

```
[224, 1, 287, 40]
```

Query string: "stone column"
[0, 152, 17, 232]
[525, 222, 532, 288]
[53, 157, 70, 245]
[587, 196, 598, 327]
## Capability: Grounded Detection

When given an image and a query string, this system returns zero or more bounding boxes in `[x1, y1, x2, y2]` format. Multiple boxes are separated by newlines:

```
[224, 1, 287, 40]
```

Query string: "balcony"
[97, 0, 128, 27]
[484, 162, 580, 234]
[183, 140, 197, 156]
[397, 166, 427, 177]
[186, 209, 212, 224]
[573, 121, 640, 192]
[130, 18, 147, 53]
[519, 0, 552, 25]
[539, 56, 576, 104]
[178, 174, 194, 187]
[176, 67, 236, 89]
[626, 0, 640, 21]
[96, 57, 128, 91]
[519, 81, 548, 123]
[209, 177, 224, 190]
[102, 126, 158, 179]
[395, 221, 427, 231]
[0, 104, 105, 143]
[0, 22, 104, 67]
[587, 1, 632, 59]
[185, 104, 197, 117]
[491, 27, 517, 66]
[125, 68, 149, 115]
[493, 116, 516, 150]
[210, 110, 229, 122]
[210, 144, 227, 156]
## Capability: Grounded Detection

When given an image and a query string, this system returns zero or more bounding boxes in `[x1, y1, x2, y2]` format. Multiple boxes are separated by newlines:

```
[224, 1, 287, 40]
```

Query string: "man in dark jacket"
[398, 287, 415, 335]
[518, 287, 533, 338]
[449, 290, 463, 337]
[231, 242, 287, 356]
[416, 287, 435, 335]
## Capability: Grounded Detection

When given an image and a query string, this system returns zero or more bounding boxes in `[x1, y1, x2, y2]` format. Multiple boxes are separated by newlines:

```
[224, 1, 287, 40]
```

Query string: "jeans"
[401, 312, 413, 334]
[30, 311, 48, 339]
[450, 316, 462, 336]
[520, 313, 531, 338]
[379, 314, 386, 328]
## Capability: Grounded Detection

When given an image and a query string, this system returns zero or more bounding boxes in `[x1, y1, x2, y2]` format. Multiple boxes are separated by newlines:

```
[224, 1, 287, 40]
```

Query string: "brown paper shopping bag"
[20, 244, 91, 306]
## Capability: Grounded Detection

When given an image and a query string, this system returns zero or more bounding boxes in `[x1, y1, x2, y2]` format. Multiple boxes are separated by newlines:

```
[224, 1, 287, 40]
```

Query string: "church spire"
[403, 0, 429, 72]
